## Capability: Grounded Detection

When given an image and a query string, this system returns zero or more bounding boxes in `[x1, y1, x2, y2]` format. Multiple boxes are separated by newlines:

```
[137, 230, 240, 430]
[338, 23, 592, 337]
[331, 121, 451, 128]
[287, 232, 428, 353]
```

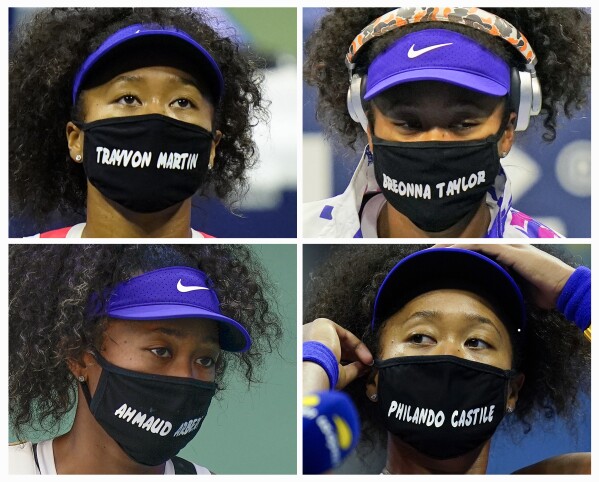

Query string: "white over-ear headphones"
[345, 7, 542, 132]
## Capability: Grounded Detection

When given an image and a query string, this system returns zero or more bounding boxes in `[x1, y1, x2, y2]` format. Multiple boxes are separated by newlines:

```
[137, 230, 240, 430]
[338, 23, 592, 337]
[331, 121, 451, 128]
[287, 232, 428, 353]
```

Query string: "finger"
[338, 361, 371, 388]
[334, 323, 374, 366]
[444, 244, 521, 269]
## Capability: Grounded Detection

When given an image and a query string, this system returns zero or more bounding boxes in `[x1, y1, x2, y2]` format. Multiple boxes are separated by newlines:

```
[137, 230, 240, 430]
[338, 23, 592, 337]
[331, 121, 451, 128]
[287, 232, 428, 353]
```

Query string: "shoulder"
[8, 441, 39, 474]
[36, 226, 73, 238]
[303, 152, 372, 239]
[503, 208, 563, 238]
[168, 456, 212, 475]
[192, 229, 215, 239]
[303, 195, 362, 238]
[513, 452, 590, 474]
[29, 224, 86, 238]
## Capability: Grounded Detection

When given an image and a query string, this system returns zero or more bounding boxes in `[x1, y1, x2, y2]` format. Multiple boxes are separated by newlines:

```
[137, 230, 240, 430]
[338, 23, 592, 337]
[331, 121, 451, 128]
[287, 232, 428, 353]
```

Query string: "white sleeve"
[8, 441, 40, 474]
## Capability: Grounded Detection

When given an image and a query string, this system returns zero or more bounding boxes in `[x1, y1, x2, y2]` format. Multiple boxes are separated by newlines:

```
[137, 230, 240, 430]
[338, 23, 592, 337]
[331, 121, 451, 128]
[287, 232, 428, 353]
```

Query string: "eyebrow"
[463, 313, 503, 339]
[110, 73, 200, 90]
[381, 102, 494, 118]
[403, 310, 503, 339]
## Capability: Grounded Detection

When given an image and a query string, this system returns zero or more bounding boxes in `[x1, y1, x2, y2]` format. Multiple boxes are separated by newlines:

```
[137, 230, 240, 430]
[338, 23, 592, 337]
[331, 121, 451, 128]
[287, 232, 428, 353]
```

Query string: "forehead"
[80, 43, 215, 102]
[380, 289, 508, 333]
[97, 65, 201, 89]
[104, 318, 220, 343]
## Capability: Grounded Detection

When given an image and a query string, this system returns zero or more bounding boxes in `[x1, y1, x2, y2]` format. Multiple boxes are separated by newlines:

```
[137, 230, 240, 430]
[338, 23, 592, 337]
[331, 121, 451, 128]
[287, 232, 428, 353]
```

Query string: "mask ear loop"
[78, 376, 94, 406]
[485, 98, 514, 147]
[77, 348, 101, 406]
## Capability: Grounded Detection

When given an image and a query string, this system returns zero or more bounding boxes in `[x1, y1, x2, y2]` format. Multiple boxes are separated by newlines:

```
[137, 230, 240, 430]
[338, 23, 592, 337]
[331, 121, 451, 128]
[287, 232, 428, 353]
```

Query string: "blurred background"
[303, 8, 591, 238]
[9, 244, 297, 475]
[303, 243, 591, 475]
[9, 8, 297, 238]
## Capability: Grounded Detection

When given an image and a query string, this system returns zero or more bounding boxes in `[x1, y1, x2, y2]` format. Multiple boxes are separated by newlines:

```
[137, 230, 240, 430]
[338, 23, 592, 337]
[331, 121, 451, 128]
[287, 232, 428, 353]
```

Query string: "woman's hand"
[438, 244, 575, 310]
[303, 318, 373, 393]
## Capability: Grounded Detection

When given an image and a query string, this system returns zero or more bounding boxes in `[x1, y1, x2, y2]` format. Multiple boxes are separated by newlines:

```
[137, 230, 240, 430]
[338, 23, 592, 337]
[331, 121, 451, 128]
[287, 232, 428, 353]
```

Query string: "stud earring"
[506, 406, 514, 413]
[78, 376, 86, 383]
[75, 154, 82, 161]
[369, 393, 378, 401]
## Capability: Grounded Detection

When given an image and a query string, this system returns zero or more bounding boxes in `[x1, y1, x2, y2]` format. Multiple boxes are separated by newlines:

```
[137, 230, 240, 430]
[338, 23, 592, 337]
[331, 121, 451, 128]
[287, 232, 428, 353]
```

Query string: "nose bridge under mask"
[78, 349, 217, 466]
[78, 113, 214, 214]
[375, 355, 514, 460]
[371, 132, 502, 232]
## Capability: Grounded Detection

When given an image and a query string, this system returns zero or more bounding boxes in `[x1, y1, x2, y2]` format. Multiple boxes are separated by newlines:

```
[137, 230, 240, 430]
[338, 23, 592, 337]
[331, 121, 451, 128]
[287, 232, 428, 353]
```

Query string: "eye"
[196, 357, 216, 368]
[465, 338, 491, 349]
[393, 120, 422, 132]
[116, 94, 141, 106]
[450, 120, 480, 131]
[408, 333, 436, 345]
[172, 98, 195, 109]
[150, 347, 172, 358]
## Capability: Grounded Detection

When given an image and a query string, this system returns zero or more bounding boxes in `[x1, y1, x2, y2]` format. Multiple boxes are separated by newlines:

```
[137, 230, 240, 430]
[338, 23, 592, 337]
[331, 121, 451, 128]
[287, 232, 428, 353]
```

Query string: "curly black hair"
[303, 244, 590, 452]
[9, 8, 268, 235]
[304, 8, 591, 149]
[9, 244, 282, 439]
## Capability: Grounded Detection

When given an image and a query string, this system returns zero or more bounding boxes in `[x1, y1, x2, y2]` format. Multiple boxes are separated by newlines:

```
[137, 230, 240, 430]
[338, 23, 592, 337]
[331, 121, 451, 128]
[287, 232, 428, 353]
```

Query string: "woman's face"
[378, 289, 514, 370]
[80, 65, 215, 131]
[370, 81, 513, 145]
[93, 317, 221, 382]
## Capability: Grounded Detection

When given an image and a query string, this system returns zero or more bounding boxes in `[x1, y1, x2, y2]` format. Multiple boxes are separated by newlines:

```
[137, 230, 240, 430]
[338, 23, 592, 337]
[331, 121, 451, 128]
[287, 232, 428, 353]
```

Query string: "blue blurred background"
[303, 243, 591, 474]
[9, 8, 297, 238]
[303, 8, 591, 238]
[303, 244, 591, 474]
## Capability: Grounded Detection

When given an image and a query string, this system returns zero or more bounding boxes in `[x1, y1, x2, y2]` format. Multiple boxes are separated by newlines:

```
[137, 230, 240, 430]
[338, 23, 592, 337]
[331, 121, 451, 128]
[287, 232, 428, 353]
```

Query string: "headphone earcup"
[346, 74, 369, 132]
[511, 69, 541, 132]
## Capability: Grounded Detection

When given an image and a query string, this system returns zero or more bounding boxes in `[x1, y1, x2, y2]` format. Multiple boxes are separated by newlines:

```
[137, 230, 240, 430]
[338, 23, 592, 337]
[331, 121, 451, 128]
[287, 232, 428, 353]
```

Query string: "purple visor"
[364, 29, 510, 100]
[103, 266, 251, 352]
[72, 24, 224, 105]
[372, 248, 526, 334]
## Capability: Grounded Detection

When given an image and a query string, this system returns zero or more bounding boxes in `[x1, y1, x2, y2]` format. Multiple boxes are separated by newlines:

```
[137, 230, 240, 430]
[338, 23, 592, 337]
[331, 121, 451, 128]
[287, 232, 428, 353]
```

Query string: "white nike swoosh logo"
[407, 42, 453, 58]
[177, 279, 210, 293]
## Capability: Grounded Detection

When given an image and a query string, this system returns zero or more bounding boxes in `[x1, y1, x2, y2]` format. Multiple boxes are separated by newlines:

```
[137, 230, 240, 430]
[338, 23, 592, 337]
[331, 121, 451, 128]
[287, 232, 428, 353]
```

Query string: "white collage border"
[2, 1, 596, 481]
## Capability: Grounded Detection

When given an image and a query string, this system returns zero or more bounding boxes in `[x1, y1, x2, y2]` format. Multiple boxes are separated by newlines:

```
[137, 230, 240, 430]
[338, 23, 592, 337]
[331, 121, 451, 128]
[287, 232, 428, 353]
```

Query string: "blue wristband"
[303, 341, 339, 390]
[557, 266, 591, 331]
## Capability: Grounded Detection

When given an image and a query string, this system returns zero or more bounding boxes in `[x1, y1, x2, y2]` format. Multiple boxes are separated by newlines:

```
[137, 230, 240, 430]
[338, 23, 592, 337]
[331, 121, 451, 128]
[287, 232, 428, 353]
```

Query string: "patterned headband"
[345, 7, 536, 73]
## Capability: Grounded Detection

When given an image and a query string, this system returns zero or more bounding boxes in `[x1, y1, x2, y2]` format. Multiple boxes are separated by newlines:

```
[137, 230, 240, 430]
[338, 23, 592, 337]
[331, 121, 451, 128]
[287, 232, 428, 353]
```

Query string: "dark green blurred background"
[10, 244, 297, 474]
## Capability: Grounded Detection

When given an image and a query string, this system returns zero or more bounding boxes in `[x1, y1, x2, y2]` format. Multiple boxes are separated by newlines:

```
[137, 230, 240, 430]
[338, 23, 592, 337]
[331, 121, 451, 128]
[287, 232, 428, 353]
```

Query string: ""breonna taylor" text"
[382, 171, 487, 199]
[95, 147, 199, 170]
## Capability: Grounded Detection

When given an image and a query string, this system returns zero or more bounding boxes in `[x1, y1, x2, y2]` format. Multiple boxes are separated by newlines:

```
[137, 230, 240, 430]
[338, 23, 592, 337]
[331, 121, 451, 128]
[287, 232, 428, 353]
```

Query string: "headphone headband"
[345, 7, 537, 76]
[344, 7, 542, 132]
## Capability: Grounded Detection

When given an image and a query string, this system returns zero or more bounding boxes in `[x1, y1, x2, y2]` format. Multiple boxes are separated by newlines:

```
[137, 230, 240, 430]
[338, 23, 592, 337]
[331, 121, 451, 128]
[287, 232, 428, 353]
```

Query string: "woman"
[303, 244, 590, 473]
[9, 244, 282, 474]
[9, 8, 267, 238]
[303, 8, 590, 238]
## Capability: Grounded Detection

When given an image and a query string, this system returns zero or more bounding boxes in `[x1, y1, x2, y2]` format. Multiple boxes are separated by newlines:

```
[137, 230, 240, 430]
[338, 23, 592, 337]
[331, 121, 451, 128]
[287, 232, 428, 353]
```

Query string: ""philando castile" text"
[387, 400, 496, 428]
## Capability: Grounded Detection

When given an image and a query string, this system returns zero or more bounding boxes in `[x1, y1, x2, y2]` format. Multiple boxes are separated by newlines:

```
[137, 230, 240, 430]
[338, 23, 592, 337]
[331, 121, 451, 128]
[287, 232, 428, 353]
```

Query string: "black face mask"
[372, 132, 502, 232]
[80, 351, 216, 466]
[78, 114, 213, 213]
[375, 355, 515, 460]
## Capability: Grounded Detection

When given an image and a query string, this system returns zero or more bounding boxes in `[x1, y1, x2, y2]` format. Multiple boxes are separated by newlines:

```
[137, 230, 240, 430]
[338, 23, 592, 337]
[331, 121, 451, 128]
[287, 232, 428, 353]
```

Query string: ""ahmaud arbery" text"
[113, 403, 204, 437]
